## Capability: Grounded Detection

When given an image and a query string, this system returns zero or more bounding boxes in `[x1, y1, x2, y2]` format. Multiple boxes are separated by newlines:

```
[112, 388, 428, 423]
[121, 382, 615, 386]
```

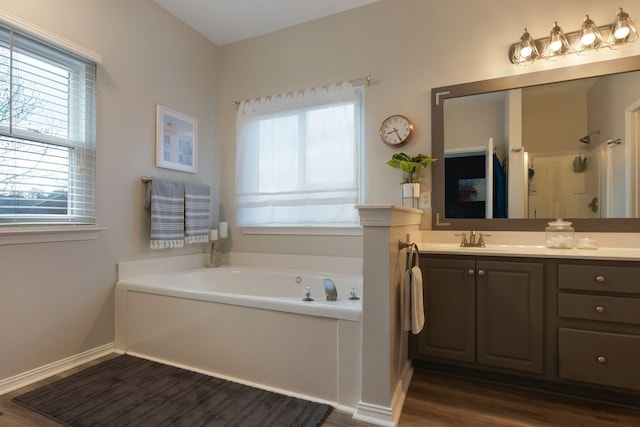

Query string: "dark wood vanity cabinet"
[411, 255, 640, 403]
[557, 263, 640, 391]
[412, 256, 544, 374]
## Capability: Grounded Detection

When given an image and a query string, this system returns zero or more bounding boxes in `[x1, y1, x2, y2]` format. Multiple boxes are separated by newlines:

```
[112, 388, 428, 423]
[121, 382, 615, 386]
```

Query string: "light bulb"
[615, 26, 630, 40]
[581, 31, 596, 46]
[520, 46, 533, 58]
[549, 39, 562, 52]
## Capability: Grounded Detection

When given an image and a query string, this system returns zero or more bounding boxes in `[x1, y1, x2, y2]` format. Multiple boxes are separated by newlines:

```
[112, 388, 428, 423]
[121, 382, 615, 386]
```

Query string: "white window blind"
[0, 24, 97, 225]
[236, 82, 362, 228]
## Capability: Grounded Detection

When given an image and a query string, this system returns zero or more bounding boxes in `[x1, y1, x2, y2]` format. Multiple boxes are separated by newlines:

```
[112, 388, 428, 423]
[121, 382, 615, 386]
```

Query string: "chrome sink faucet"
[457, 231, 490, 247]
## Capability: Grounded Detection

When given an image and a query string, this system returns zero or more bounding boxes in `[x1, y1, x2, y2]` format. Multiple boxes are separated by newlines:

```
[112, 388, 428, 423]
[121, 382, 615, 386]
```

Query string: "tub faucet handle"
[324, 279, 338, 301]
[302, 286, 314, 302]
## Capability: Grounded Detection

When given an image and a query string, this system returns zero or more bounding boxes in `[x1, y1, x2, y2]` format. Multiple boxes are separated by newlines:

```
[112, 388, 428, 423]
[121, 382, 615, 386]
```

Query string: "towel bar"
[398, 239, 415, 250]
[141, 176, 152, 183]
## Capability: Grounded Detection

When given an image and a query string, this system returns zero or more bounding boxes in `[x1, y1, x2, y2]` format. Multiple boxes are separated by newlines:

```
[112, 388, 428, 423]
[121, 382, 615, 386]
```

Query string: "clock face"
[379, 115, 414, 147]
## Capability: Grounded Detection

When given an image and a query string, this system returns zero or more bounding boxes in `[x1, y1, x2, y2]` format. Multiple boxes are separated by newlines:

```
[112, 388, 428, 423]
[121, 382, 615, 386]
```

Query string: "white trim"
[0, 343, 114, 396]
[240, 225, 362, 236]
[0, 226, 105, 245]
[352, 360, 413, 427]
[0, 10, 102, 63]
[390, 361, 414, 425]
[356, 204, 423, 227]
[353, 401, 394, 427]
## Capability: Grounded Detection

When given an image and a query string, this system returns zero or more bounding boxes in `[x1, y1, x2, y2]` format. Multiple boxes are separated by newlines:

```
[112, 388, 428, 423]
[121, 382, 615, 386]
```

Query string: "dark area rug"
[13, 355, 332, 427]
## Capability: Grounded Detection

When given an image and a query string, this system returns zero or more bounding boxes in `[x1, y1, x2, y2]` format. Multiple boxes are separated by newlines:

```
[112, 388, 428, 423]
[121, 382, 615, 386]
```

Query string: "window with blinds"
[0, 25, 96, 225]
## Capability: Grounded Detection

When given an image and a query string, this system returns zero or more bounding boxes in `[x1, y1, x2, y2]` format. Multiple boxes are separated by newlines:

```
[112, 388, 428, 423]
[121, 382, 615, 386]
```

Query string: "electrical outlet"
[420, 191, 431, 208]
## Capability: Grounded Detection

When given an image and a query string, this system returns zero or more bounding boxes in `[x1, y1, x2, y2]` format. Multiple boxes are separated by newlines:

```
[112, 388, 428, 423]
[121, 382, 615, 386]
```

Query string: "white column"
[355, 205, 423, 427]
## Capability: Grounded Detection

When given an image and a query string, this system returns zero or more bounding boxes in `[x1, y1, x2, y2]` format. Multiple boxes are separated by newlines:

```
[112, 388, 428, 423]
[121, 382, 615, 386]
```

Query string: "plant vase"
[402, 183, 420, 208]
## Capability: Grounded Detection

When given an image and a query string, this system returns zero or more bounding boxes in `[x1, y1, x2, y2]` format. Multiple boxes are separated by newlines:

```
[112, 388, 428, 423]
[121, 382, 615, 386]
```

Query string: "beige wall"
[0, 0, 219, 381]
[523, 89, 588, 155]
[2, 0, 640, 386]
[219, 0, 640, 256]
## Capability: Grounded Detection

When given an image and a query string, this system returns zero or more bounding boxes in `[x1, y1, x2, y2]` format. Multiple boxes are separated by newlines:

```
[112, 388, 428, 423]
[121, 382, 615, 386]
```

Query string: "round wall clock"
[379, 114, 414, 147]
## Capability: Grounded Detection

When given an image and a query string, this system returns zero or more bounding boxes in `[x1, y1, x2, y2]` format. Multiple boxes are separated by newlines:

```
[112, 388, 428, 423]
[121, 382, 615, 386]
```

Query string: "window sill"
[0, 225, 106, 245]
[240, 226, 363, 237]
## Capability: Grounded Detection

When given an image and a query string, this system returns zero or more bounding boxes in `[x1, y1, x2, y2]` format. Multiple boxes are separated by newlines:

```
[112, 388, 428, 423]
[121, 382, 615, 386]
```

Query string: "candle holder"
[207, 224, 229, 268]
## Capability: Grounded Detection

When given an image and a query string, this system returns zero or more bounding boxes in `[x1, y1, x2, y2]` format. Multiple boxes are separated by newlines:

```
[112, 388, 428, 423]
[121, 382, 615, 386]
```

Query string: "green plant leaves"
[387, 153, 437, 182]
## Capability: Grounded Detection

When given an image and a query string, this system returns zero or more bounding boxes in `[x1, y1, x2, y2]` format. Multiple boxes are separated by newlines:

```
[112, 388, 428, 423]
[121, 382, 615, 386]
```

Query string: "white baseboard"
[353, 401, 395, 427]
[391, 360, 414, 425]
[0, 343, 114, 396]
[352, 360, 414, 427]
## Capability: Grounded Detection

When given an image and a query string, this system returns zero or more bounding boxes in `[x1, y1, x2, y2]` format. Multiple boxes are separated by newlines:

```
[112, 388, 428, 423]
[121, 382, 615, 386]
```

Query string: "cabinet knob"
[595, 306, 605, 313]
[477, 269, 485, 276]
[467, 269, 475, 276]
[597, 356, 607, 364]
[595, 275, 606, 283]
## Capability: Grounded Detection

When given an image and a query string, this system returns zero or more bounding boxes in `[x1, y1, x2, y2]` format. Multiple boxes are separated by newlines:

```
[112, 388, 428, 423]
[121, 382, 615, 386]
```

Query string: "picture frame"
[156, 105, 197, 173]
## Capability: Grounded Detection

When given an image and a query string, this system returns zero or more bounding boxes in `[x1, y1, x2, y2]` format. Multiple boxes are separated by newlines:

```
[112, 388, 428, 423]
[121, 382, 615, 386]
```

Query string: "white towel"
[145, 178, 185, 249]
[401, 244, 425, 334]
[402, 268, 412, 332]
[184, 183, 211, 244]
[410, 265, 425, 334]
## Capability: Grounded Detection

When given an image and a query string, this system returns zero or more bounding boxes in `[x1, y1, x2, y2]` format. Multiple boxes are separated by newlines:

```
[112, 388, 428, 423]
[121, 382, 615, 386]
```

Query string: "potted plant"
[387, 152, 437, 201]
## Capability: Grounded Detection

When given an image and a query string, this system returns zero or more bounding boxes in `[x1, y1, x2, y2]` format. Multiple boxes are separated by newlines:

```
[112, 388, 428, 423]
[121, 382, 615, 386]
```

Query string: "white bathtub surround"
[117, 253, 208, 281]
[355, 205, 423, 427]
[118, 252, 362, 279]
[115, 263, 363, 412]
[228, 251, 363, 276]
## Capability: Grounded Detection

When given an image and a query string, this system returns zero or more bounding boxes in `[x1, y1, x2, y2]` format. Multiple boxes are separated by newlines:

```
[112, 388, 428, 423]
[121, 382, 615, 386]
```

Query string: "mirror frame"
[431, 55, 640, 232]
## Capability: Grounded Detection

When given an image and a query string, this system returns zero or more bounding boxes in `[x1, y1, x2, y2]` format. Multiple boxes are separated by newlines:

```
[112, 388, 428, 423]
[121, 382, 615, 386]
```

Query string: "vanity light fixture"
[575, 15, 603, 54]
[608, 7, 638, 49]
[545, 22, 570, 61]
[512, 28, 539, 65]
[509, 7, 638, 65]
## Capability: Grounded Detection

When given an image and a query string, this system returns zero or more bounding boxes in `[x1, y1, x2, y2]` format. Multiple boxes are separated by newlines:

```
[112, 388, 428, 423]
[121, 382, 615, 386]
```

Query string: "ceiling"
[154, 0, 381, 46]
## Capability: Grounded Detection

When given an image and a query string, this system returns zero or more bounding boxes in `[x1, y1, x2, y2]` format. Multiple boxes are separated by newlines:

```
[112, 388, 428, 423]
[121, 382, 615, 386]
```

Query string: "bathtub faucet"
[323, 279, 338, 301]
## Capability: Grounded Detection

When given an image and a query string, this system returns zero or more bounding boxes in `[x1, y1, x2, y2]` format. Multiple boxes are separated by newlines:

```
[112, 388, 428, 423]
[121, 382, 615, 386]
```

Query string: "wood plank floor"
[2, 355, 640, 426]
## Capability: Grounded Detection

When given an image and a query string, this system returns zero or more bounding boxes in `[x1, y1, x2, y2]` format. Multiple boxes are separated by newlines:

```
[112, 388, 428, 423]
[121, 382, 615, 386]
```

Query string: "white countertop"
[415, 231, 640, 261]
[417, 243, 640, 261]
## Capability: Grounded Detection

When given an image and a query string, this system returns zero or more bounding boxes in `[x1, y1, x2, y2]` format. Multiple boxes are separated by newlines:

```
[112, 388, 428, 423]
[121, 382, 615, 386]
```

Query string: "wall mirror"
[431, 55, 640, 232]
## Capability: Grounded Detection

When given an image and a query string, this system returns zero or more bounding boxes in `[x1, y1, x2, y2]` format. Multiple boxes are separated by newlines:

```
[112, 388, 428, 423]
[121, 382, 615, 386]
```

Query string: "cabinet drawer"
[558, 293, 640, 325]
[559, 328, 640, 391]
[559, 264, 640, 294]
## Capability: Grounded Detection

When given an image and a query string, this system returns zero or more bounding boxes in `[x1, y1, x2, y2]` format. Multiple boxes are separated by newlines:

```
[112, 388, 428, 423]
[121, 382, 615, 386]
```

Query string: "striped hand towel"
[145, 178, 185, 249]
[184, 183, 211, 244]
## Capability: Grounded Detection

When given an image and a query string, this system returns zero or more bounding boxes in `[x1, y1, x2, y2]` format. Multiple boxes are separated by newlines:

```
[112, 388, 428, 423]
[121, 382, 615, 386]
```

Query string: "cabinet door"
[476, 261, 544, 373]
[414, 257, 476, 362]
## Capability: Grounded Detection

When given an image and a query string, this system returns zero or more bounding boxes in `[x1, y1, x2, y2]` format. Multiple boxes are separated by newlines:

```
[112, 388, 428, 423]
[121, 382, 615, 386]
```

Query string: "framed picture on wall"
[156, 105, 197, 173]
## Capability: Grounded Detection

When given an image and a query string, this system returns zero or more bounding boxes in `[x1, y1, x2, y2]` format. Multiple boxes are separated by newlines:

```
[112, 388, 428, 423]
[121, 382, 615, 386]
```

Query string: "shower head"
[580, 130, 600, 144]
